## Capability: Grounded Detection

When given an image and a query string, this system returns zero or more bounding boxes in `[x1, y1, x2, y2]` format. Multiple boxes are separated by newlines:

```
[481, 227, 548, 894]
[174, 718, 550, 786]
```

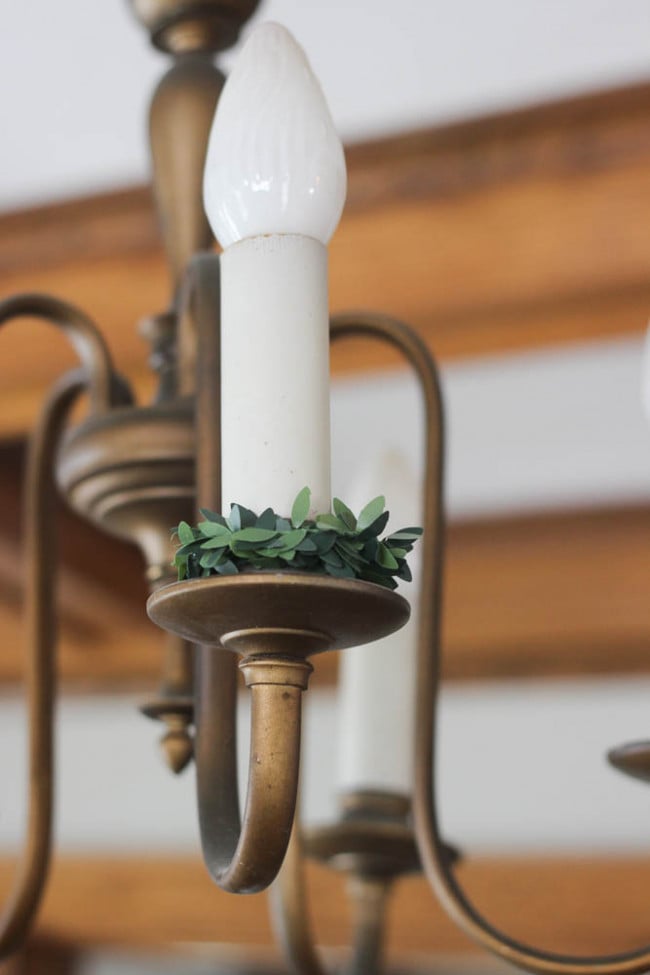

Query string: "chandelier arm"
[344, 875, 392, 975]
[271, 312, 439, 975]
[183, 253, 309, 894]
[341, 310, 650, 975]
[272, 813, 330, 975]
[0, 293, 132, 958]
[0, 294, 130, 415]
[0, 368, 88, 958]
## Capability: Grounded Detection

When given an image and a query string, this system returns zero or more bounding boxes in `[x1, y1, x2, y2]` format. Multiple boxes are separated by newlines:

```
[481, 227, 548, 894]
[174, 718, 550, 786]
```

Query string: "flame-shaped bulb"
[203, 22, 347, 249]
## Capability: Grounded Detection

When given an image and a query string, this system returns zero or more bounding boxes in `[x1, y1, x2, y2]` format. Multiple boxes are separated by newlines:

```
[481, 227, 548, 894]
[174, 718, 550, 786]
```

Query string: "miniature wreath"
[172, 486, 422, 590]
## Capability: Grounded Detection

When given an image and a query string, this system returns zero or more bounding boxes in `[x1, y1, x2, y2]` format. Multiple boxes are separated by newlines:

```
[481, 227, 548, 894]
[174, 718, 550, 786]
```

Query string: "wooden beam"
[7, 853, 650, 961]
[3, 82, 650, 435]
[1, 443, 650, 689]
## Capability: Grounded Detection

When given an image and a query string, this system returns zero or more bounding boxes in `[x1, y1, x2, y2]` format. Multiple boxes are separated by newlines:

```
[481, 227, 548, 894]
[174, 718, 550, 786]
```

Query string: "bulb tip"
[203, 21, 347, 248]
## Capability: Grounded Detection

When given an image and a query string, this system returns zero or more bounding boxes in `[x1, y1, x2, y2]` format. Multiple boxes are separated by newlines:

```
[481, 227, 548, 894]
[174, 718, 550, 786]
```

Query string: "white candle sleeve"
[220, 233, 331, 516]
[337, 450, 421, 796]
[337, 609, 419, 796]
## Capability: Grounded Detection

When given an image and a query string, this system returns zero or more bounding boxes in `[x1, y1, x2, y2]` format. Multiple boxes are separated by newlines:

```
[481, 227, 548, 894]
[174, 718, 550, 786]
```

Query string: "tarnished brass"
[147, 574, 409, 656]
[147, 571, 408, 894]
[130, 0, 260, 55]
[56, 400, 194, 583]
[140, 633, 194, 774]
[149, 57, 224, 301]
[0, 295, 125, 959]
[608, 742, 650, 784]
[363, 304, 650, 975]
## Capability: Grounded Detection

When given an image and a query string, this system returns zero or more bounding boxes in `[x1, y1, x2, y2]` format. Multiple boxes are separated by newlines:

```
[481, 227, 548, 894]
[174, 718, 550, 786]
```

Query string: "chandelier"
[1, 1, 649, 972]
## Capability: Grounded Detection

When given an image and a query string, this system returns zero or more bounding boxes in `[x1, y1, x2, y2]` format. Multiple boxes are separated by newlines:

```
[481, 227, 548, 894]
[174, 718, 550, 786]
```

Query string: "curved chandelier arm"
[0, 369, 87, 958]
[272, 815, 329, 975]
[0, 294, 131, 958]
[271, 311, 442, 975]
[273, 813, 392, 975]
[0, 294, 129, 414]
[180, 253, 309, 894]
[365, 316, 650, 975]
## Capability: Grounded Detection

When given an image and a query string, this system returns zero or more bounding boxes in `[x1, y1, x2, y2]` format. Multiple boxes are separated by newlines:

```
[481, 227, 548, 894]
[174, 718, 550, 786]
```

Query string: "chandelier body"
[3, 2, 650, 973]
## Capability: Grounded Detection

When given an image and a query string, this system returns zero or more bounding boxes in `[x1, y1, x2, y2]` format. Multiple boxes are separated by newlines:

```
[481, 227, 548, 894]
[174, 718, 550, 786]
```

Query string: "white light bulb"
[203, 22, 347, 249]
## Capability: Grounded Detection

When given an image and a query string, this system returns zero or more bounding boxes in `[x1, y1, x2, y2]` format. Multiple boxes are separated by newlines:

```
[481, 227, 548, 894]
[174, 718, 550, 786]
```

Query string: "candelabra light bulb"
[203, 22, 347, 248]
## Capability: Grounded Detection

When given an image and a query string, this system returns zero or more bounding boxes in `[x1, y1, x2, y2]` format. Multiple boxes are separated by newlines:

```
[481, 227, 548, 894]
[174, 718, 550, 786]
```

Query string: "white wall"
[3, 1, 650, 209]
[2, 676, 650, 856]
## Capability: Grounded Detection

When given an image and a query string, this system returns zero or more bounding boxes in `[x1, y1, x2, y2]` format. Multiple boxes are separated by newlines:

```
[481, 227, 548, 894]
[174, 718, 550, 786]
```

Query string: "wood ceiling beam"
[1, 443, 649, 690]
[6, 853, 650, 961]
[2, 82, 650, 436]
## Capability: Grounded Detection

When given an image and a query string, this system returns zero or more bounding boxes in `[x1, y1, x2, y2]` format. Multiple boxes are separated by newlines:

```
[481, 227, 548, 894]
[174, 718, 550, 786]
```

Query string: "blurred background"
[3, 0, 650, 972]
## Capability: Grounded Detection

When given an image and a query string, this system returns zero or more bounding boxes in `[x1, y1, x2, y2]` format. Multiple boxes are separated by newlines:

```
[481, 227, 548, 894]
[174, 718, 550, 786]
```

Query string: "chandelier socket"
[130, 0, 261, 55]
[146, 573, 410, 655]
[239, 656, 313, 692]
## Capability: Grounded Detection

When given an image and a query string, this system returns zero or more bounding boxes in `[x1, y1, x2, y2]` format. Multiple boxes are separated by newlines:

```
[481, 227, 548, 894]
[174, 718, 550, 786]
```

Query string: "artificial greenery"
[172, 487, 422, 590]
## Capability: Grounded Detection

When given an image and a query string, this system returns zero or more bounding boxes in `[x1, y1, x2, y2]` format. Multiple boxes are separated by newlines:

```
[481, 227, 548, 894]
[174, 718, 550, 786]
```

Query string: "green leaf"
[200, 535, 231, 550]
[356, 496, 385, 532]
[232, 527, 279, 544]
[387, 528, 423, 541]
[215, 559, 238, 576]
[291, 487, 311, 528]
[313, 532, 337, 554]
[315, 514, 348, 533]
[396, 561, 412, 582]
[358, 511, 390, 540]
[199, 508, 228, 526]
[296, 536, 318, 553]
[256, 507, 276, 530]
[228, 505, 241, 532]
[384, 546, 407, 559]
[324, 562, 356, 579]
[377, 542, 399, 570]
[320, 549, 344, 568]
[200, 550, 226, 569]
[333, 497, 357, 530]
[198, 520, 231, 538]
[177, 521, 195, 546]
[277, 528, 307, 550]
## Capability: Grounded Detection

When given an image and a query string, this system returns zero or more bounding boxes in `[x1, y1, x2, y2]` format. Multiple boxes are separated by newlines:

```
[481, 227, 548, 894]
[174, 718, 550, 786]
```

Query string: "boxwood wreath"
[172, 487, 422, 591]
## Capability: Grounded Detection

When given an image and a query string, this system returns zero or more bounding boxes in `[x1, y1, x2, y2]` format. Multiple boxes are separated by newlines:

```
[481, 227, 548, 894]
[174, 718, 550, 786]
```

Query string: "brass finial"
[160, 714, 194, 774]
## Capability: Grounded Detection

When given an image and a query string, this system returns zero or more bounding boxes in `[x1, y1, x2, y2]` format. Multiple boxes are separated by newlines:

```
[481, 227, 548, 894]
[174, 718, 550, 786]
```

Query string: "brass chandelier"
[1, 1, 649, 972]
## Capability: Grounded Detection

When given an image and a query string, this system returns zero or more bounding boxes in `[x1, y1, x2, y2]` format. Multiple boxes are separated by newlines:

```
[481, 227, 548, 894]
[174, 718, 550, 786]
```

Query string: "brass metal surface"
[149, 57, 224, 300]
[130, 0, 260, 54]
[56, 400, 195, 582]
[0, 296, 124, 958]
[147, 573, 410, 656]
[608, 742, 650, 784]
[139, 632, 195, 774]
[387, 306, 650, 975]
[272, 314, 442, 975]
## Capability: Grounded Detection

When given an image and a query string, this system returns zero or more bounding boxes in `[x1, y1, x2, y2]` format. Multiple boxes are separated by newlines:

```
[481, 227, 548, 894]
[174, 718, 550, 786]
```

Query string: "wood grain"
[3, 82, 650, 435]
[1, 443, 650, 689]
[5, 854, 650, 962]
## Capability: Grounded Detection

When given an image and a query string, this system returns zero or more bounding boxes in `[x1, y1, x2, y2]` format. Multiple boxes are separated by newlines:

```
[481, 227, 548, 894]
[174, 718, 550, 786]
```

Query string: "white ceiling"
[3, 0, 650, 211]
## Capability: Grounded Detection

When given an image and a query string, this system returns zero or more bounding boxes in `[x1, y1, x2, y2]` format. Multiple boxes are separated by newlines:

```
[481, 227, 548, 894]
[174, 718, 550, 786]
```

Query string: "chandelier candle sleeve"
[337, 451, 421, 796]
[203, 22, 347, 517]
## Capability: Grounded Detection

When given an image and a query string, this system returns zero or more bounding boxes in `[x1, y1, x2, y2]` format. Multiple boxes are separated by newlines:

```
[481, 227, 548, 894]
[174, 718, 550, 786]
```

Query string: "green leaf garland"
[172, 487, 422, 591]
